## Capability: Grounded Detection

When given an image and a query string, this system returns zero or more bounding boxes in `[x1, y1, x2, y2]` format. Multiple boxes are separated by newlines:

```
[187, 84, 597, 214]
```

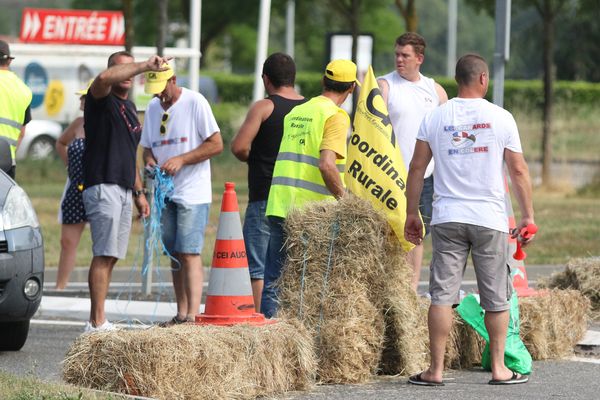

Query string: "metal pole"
[141, 178, 155, 296]
[447, 0, 457, 77]
[253, 0, 271, 102]
[493, 0, 511, 107]
[286, 0, 295, 58]
[189, 0, 201, 92]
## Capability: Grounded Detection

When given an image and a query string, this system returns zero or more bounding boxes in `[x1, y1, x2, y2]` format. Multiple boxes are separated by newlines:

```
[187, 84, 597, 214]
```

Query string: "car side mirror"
[0, 138, 13, 174]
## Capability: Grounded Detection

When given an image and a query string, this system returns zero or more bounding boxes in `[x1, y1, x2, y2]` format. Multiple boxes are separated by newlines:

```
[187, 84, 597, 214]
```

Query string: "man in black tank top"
[231, 53, 306, 311]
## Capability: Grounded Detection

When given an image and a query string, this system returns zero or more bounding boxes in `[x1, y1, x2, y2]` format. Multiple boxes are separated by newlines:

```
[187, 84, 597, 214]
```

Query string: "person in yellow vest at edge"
[260, 59, 360, 318]
[0, 40, 33, 179]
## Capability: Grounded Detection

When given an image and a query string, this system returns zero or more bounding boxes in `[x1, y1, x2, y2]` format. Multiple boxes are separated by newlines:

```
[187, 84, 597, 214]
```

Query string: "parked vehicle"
[0, 138, 44, 351]
[16, 120, 62, 160]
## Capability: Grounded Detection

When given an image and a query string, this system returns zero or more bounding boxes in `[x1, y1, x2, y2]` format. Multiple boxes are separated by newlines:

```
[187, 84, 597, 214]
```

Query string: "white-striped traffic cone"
[195, 182, 275, 325]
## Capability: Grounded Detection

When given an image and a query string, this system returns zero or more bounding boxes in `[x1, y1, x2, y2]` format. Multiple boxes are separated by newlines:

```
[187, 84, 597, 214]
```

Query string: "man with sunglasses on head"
[141, 63, 223, 327]
[82, 51, 168, 333]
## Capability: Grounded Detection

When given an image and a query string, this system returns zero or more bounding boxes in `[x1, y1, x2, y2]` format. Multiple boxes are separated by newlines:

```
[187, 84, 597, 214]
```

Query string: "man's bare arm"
[161, 132, 224, 176]
[319, 149, 345, 199]
[231, 99, 273, 161]
[505, 149, 535, 245]
[89, 55, 171, 99]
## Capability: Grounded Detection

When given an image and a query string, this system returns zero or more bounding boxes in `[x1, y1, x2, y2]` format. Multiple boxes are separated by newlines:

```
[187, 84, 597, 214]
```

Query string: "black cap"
[0, 40, 14, 60]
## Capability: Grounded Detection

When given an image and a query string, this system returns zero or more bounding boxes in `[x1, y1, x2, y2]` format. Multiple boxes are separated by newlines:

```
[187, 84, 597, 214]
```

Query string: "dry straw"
[277, 194, 428, 383]
[63, 320, 316, 399]
[519, 289, 590, 360]
[537, 257, 600, 319]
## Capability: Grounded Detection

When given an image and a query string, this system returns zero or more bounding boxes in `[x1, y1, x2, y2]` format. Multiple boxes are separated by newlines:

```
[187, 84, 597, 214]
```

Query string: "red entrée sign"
[20, 8, 125, 45]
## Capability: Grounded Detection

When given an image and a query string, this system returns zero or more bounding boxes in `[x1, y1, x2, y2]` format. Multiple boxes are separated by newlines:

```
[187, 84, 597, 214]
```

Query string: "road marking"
[31, 318, 152, 329]
[568, 356, 600, 364]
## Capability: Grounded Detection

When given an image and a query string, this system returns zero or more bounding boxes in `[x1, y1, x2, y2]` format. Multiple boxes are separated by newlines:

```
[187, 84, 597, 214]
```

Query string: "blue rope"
[143, 166, 180, 274]
[298, 231, 310, 320]
[316, 217, 340, 345]
[114, 166, 179, 325]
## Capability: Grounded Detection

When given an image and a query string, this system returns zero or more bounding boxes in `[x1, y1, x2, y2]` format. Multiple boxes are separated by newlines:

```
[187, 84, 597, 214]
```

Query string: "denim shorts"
[429, 222, 512, 312]
[83, 184, 132, 259]
[161, 200, 210, 254]
[243, 201, 270, 279]
[419, 175, 434, 236]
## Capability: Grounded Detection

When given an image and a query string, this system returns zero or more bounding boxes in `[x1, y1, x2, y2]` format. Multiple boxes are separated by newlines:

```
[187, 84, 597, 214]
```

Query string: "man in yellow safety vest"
[261, 59, 360, 318]
[0, 40, 32, 179]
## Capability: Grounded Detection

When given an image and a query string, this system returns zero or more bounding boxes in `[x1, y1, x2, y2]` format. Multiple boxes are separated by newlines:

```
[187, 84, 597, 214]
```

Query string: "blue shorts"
[419, 175, 434, 236]
[161, 200, 210, 254]
[243, 201, 270, 280]
[83, 184, 132, 259]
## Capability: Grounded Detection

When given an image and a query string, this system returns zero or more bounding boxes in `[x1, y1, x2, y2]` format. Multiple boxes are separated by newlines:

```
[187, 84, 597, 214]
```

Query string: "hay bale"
[452, 315, 486, 369]
[63, 320, 316, 399]
[278, 195, 427, 382]
[538, 257, 600, 318]
[520, 289, 590, 360]
[416, 297, 485, 370]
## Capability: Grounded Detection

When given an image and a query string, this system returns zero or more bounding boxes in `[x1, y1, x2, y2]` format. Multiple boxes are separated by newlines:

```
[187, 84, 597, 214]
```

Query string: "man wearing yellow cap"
[261, 59, 359, 318]
[141, 63, 223, 326]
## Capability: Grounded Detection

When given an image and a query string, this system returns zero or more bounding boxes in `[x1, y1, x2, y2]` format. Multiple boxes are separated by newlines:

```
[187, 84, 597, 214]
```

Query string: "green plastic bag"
[456, 292, 532, 375]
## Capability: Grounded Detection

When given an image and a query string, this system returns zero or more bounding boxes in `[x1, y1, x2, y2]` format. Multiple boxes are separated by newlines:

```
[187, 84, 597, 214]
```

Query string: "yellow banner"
[345, 66, 416, 252]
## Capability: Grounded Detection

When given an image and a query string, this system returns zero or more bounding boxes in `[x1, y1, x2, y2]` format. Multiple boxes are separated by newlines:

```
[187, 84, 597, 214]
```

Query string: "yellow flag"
[345, 66, 417, 252]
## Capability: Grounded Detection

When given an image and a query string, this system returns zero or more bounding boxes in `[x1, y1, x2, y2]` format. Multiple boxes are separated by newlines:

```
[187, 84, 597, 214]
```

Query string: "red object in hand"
[513, 224, 538, 260]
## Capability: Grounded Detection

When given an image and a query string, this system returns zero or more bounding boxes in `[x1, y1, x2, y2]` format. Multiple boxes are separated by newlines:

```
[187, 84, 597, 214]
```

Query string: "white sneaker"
[83, 320, 117, 334]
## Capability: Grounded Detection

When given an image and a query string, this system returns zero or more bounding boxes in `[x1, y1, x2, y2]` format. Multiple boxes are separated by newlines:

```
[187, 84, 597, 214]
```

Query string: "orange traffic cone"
[504, 174, 538, 297]
[195, 182, 274, 326]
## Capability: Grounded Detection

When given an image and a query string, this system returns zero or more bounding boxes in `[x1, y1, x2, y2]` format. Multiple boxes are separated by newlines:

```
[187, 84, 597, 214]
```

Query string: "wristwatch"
[133, 189, 146, 198]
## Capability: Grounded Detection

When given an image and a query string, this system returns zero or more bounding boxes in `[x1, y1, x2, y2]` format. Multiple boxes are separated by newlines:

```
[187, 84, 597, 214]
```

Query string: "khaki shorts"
[429, 222, 512, 312]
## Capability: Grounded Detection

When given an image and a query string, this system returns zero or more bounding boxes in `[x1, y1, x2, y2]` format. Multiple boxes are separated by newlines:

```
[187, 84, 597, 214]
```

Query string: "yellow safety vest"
[0, 70, 33, 161]
[266, 96, 346, 219]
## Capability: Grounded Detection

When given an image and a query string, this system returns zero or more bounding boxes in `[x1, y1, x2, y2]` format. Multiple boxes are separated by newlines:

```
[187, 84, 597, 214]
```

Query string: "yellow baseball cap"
[324, 59, 360, 86]
[76, 79, 94, 96]
[144, 63, 175, 94]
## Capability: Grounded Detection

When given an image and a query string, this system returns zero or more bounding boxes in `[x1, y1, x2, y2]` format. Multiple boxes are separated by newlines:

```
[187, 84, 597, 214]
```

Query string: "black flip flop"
[489, 371, 529, 385]
[408, 372, 445, 387]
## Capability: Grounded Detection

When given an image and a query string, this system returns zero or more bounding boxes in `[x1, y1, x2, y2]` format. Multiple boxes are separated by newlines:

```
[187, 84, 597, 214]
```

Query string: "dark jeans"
[419, 175, 434, 236]
[260, 216, 287, 318]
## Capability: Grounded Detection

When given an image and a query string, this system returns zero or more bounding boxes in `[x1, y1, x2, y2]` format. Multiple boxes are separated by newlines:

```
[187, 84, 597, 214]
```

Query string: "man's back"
[248, 94, 306, 202]
[83, 92, 141, 190]
[418, 97, 522, 232]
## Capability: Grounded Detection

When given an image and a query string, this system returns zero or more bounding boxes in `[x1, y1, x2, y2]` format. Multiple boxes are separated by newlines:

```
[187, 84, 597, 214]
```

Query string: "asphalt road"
[1, 319, 599, 399]
[0, 320, 81, 382]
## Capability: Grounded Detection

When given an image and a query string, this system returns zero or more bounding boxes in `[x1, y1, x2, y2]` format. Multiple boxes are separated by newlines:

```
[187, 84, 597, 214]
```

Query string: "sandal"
[158, 315, 190, 327]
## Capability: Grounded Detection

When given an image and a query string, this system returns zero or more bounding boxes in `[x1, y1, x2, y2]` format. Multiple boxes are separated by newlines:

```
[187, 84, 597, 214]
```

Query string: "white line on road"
[568, 356, 600, 364]
[31, 318, 152, 330]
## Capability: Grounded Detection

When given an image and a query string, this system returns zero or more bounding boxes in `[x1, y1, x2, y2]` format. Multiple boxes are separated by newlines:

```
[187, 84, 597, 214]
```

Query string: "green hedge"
[205, 71, 600, 111]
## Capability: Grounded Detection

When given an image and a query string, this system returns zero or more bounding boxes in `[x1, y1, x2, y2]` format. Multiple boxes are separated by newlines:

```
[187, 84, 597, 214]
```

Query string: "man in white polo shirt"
[141, 63, 223, 326]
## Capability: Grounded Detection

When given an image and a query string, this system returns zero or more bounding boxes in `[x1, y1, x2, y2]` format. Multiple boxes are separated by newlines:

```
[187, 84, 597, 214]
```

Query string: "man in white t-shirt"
[404, 54, 534, 386]
[377, 32, 448, 291]
[141, 64, 223, 326]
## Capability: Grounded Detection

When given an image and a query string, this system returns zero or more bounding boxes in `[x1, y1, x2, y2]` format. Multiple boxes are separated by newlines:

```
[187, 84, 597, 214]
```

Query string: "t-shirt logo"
[444, 123, 491, 155]
[451, 131, 476, 148]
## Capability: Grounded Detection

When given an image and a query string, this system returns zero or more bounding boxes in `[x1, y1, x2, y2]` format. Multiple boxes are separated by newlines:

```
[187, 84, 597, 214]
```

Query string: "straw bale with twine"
[537, 257, 600, 320]
[519, 289, 589, 360]
[63, 320, 316, 399]
[277, 194, 428, 383]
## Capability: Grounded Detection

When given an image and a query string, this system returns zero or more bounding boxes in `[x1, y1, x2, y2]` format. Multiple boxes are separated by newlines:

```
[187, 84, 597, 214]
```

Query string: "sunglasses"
[160, 112, 169, 136]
